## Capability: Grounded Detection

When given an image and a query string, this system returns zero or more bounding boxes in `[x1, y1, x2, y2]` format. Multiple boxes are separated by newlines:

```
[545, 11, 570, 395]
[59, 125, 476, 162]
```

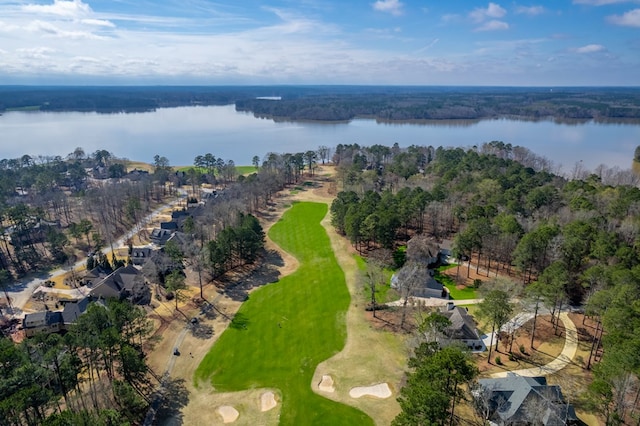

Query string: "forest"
[329, 141, 640, 424]
[1, 86, 640, 123]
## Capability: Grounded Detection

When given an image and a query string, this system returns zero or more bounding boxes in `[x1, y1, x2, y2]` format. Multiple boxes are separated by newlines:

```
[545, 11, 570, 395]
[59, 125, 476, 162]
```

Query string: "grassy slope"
[195, 202, 373, 425]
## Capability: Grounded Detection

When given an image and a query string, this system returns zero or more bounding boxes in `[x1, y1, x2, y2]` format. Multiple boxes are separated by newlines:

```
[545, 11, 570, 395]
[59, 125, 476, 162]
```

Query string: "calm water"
[2, 105, 639, 173]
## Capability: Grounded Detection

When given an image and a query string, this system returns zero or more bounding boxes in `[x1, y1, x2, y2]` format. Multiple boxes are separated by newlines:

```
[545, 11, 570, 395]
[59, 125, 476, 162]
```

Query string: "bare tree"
[395, 261, 427, 329]
[362, 260, 385, 318]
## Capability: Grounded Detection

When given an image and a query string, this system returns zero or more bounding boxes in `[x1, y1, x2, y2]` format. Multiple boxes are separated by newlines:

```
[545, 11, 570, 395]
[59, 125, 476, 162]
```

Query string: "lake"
[2, 105, 639, 174]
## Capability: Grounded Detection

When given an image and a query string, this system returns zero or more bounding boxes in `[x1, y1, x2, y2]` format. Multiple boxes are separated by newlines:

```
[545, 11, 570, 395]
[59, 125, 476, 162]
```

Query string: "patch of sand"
[318, 374, 335, 392]
[217, 405, 239, 423]
[349, 383, 392, 399]
[260, 391, 277, 412]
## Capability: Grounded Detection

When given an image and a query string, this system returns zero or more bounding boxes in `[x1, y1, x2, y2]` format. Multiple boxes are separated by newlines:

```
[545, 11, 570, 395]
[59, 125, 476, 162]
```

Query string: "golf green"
[195, 201, 373, 425]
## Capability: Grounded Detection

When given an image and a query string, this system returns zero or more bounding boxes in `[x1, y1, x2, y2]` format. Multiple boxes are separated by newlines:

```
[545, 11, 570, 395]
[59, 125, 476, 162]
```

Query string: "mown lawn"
[435, 265, 478, 300]
[195, 202, 373, 425]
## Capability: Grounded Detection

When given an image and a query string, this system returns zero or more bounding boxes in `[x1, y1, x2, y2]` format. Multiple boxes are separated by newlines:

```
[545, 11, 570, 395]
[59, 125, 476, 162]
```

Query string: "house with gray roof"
[475, 373, 578, 425]
[150, 228, 173, 246]
[440, 302, 483, 351]
[391, 268, 447, 299]
[23, 297, 94, 337]
[89, 265, 148, 304]
[23, 311, 63, 337]
[131, 247, 153, 266]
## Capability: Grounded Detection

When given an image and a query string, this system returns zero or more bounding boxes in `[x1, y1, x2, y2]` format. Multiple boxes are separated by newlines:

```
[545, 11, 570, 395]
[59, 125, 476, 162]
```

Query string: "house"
[166, 232, 190, 250]
[160, 221, 178, 231]
[124, 169, 149, 181]
[89, 265, 148, 304]
[7, 219, 60, 246]
[171, 210, 190, 221]
[23, 297, 100, 337]
[91, 166, 109, 179]
[390, 268, 448, 299]
[439, 239, 454, 263]
[23, 311, 63, 337]
[475, 374, 578, 425]
[406, 237, 441, 268]
[130, 247, 153, 266]
[440, 302, 483, 351]
[150, 228, 173, 245]
[60, 297, 92, 327]
[82, 266, 111, 287]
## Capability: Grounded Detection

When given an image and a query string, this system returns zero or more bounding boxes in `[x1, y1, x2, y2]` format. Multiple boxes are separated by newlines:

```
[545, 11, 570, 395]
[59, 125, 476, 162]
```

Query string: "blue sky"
[0, 0, 639, 85]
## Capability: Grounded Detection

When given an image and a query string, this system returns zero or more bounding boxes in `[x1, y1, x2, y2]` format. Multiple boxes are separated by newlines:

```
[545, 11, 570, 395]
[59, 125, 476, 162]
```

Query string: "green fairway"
[195, 202, 373, 425]
[235, 165, 259, 175]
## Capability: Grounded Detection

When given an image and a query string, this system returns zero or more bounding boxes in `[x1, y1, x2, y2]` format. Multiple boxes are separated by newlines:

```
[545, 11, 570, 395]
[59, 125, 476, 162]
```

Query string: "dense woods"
[0, 299, 154, 426]
[330, 141, 640, 424]
[2, 86, 640, 123]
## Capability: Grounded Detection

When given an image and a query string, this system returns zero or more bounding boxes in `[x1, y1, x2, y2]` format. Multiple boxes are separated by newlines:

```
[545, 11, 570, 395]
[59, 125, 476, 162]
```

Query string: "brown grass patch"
[476, 314, 566, 376]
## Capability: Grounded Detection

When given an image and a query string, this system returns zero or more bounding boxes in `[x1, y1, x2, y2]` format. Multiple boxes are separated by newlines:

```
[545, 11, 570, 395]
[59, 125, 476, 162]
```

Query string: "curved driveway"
[490, 312, 578, 378]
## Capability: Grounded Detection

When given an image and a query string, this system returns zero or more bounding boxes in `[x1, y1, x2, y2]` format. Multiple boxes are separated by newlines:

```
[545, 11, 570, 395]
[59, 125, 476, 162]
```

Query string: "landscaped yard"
[194, 202, 373, 425]
[436, 265, 478, 300]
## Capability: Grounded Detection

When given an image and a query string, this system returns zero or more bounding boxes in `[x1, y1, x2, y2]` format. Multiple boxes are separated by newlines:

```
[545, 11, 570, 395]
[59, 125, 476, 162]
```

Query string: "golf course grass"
[195, 202, 373, 425]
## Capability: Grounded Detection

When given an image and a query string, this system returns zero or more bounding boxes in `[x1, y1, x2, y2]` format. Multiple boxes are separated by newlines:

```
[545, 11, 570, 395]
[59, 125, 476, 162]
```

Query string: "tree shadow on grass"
[154, 378, 190, 426]
[223, 249, 283, 302]
[229, 312, 250, 330]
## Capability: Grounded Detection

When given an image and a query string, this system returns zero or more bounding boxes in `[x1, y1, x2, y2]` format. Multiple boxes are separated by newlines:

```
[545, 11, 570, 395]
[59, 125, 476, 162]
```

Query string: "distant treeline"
[1, 85, 640, 122]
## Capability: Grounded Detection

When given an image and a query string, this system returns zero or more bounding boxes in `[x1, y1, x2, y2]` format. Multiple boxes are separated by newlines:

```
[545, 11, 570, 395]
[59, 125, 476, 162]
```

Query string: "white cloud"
[607, 8, 640, 26]
[470, 3, 506, 22]
[515, 5, 546, 15]
[16, 46, 56, 59]
[23, 0, 91, 18]
[80, 18, 115, 28]
[476, 20, 509, 31]
[26, 19, 105, 39]
[575, 44, 606, 53]
[372, 0, 404, 16]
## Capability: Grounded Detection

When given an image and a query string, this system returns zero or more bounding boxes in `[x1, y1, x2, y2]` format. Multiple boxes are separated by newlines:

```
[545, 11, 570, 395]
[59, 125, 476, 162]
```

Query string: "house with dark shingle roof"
[150, 228, 173, 246]
[23, 311, 63, 337]
[160, 221, 178, 231]
[82, 266, 111, 287]
[131, 247, 153, 266]
[23, 297, 94, 337]
[61, 297, 92, 327]
[475, 373, 578, 425]
[440, 302, 484, 350]
[89, 265, 148, 304]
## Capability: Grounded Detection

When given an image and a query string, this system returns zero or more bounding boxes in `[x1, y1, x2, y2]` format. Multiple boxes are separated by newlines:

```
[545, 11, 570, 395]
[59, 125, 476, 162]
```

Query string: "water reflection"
[1, 105, 639, 173]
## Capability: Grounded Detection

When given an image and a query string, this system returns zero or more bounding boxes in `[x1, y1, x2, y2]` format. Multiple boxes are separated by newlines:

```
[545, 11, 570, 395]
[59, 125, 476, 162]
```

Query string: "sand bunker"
[217, 405, 239, 423]
[318, 374, 335, 392]
[260, 391, 277, 412]
[349, 383, 392, 399]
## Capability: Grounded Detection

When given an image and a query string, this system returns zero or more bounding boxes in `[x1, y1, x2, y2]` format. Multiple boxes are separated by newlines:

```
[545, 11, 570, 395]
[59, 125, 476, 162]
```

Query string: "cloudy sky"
[0, 0, 639, 85]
